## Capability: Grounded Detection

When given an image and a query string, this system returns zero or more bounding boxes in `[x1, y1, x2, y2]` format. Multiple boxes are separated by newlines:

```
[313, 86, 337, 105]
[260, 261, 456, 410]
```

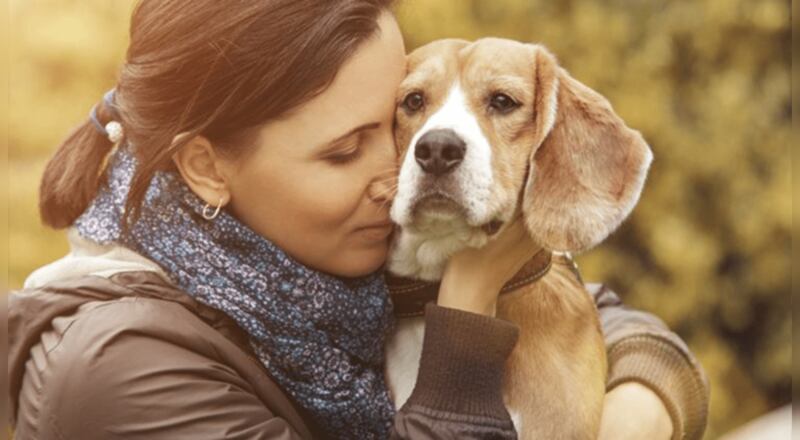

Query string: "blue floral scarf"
[75, 146, 396, 439]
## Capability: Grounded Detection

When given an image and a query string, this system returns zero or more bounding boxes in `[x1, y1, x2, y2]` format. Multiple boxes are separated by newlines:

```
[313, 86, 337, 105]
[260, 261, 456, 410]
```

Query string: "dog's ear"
[521, 45, 653, 252]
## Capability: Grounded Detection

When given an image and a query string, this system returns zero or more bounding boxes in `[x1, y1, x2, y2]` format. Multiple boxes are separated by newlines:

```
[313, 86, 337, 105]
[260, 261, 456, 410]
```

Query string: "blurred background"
[7, 0, 792, 438]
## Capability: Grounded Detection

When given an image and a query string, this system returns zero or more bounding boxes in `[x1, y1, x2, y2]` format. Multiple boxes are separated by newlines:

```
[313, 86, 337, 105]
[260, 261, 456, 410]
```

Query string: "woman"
[9, 0, 709, 438]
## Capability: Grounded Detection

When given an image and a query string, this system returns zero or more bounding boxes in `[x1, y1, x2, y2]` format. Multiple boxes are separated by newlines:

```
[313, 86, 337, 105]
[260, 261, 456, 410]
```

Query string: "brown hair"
[40, 0, 395, 229]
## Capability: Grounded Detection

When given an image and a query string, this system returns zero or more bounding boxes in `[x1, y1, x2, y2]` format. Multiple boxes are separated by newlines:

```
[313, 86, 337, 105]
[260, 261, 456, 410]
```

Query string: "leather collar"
[386, 248, 556, 318]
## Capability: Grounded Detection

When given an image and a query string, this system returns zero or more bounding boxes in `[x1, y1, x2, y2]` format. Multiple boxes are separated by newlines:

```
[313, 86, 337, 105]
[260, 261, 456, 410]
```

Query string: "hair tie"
[89, 88, 124, 143]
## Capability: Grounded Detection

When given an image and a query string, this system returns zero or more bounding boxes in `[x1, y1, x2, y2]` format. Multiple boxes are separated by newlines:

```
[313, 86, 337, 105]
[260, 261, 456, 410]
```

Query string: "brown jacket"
[9, 233, 709, 439]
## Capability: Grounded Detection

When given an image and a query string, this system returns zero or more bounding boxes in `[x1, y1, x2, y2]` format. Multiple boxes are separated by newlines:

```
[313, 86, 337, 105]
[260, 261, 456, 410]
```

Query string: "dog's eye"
[489, 93, 520, 114]
[402, 92, 425, 113]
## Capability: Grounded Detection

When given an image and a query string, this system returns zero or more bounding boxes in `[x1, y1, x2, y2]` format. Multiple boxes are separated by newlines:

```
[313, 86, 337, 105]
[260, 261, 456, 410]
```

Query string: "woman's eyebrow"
[325, 122, 381, 147]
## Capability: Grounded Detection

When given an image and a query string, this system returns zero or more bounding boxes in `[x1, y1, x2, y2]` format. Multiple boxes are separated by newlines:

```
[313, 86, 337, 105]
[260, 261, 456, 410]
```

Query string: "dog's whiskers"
[375, 169, 399, 180]
[373, 185, 398, 202]
[373, 184, 398, 211]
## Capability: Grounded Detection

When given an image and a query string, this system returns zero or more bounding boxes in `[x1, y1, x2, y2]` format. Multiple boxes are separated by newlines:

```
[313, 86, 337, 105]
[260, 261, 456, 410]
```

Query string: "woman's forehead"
[258, 11, 406, 151]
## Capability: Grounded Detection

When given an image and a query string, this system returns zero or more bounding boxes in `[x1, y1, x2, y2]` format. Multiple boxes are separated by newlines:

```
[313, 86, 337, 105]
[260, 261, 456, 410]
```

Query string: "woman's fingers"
[482, 216, 539, 273]
[438, 215, 541, 317]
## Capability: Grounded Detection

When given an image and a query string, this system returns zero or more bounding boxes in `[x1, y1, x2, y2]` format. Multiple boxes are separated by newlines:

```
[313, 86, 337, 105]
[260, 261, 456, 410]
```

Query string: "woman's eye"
[489, 93, 520, 114]
[328, 147, 361, 165]
[401, 92, 425, 113]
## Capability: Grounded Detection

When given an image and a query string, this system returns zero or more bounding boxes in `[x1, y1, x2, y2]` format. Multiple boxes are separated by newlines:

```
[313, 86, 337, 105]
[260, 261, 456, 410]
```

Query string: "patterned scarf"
[75, 146, 396, 439]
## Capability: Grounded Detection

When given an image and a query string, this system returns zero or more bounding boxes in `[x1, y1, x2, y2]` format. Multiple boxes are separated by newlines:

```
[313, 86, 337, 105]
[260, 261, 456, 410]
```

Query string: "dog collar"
[387, 248, 568, 319]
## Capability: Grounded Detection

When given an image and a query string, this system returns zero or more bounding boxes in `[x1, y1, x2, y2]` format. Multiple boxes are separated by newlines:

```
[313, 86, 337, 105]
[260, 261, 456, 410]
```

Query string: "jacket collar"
[23, 227, 170, 289]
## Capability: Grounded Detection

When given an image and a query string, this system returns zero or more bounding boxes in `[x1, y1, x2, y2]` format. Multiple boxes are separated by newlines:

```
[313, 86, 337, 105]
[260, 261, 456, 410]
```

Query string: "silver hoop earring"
[202, 196, 224, 220]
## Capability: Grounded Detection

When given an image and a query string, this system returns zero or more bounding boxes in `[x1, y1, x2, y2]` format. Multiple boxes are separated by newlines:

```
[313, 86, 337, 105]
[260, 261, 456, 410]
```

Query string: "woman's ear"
[171, 134, 231, 208]
[521, 45, 653, 253]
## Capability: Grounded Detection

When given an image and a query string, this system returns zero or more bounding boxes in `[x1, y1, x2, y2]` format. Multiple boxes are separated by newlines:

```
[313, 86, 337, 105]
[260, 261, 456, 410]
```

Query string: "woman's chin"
[328, 243, 390, 278]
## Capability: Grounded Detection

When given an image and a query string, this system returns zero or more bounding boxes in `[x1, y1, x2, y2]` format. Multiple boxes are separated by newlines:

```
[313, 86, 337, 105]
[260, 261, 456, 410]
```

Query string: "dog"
[384, 38, 653, 439]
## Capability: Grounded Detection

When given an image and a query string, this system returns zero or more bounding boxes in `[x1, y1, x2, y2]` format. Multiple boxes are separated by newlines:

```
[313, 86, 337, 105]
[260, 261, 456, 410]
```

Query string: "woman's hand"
[598, 382, 674, 440]
[438, 216, 540, 317]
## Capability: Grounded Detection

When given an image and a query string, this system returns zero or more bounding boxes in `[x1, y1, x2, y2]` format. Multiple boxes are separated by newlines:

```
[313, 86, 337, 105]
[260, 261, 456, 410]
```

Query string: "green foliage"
[9, 0, 791, 437]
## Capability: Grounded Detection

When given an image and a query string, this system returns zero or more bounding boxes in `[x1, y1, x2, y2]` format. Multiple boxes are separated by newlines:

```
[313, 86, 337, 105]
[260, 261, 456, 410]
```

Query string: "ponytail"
[39, 90, 122, 229]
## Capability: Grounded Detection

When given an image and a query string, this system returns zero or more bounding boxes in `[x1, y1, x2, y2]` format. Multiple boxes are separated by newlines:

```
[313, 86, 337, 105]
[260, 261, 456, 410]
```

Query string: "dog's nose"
[414, 129, 466, 176]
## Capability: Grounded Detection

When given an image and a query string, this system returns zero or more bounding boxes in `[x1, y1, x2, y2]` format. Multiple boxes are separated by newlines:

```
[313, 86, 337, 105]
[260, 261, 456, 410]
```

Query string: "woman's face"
[222, 11, 406, 277]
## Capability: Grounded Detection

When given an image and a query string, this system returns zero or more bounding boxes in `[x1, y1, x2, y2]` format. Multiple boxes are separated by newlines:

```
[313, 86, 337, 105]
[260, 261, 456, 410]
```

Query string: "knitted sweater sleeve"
[591, 283, 710, 440]
[390, 302, 520, 439]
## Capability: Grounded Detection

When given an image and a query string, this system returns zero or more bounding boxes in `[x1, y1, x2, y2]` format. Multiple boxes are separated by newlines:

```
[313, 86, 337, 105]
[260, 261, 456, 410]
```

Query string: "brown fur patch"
[521, 45, 653, 252]
[497, 261, 607, 439]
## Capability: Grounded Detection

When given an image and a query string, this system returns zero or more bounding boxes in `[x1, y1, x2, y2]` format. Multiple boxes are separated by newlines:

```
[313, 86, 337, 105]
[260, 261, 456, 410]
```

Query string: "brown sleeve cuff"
[606, 334, 710, 440]
[404, 302, 519, 421]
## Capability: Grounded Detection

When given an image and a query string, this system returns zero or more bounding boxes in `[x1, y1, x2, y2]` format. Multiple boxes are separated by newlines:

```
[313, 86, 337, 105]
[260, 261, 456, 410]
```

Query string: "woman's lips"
[355, 222, 395, 241]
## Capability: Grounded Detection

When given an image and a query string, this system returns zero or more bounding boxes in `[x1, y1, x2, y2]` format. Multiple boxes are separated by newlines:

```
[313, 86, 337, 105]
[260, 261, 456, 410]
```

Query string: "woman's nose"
[367, 141, 398, 204]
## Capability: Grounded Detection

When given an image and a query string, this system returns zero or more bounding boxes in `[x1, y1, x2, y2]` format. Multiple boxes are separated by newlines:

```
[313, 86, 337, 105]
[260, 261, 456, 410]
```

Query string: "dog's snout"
[414, 129, 466, 176]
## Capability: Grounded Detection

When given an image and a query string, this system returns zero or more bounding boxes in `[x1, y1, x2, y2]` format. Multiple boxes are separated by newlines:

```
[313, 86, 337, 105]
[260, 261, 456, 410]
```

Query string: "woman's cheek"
[302, 168, 366, 226]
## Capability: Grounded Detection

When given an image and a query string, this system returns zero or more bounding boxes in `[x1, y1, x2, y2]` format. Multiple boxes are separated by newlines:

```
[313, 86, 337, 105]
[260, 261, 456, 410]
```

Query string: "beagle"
[385, 38, 653, 439]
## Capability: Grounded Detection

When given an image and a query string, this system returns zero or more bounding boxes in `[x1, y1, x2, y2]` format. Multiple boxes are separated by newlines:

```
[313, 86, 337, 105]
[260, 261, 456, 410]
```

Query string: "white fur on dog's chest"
[385, 316, 522, 433]
[385, 316, 425, 409]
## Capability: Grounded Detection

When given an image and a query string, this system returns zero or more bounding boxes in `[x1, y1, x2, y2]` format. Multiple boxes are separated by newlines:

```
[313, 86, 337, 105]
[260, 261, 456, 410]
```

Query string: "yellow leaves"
[649, 214, 721, 275]
[748, 247, 792, 294]
[395, 0, 478, 44]
[8, 159, 69, 288]
[693, 328, 769, 438]
[747, 0, 789, 31]
[9, 0, 134, 160]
